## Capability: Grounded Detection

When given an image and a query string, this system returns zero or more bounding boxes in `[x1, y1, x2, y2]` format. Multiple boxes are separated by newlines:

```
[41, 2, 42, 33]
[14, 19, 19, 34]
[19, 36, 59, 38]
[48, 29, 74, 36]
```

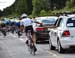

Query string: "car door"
[50, 19, 59, 46]
[51, 29, 58, 46]
[52, 18, 63, 47]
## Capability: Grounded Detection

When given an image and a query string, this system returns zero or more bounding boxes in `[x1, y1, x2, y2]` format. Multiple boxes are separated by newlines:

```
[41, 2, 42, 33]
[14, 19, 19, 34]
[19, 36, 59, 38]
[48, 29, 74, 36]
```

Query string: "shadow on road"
[64, 49, 75, 54]
[36, 41, 49, 44]
[55, 49, 75, 54]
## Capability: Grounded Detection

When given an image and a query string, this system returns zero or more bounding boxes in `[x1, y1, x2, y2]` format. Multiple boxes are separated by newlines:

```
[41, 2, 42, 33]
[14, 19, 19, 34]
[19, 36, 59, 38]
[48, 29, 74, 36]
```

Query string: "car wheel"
[49, 37, 55, 50]
[57, 40, 64, 53]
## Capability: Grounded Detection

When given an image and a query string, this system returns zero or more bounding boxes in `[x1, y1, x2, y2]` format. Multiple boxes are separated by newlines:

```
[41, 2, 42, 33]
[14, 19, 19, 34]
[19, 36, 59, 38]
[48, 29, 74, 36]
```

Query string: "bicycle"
[1, 27, 7, 37]
[17, 30, 22, 38]
[27, 30, 36, 55]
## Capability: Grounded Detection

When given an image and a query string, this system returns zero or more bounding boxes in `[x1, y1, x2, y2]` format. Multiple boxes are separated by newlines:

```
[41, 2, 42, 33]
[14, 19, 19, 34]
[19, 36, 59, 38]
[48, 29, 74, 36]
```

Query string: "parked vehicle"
[48, 15, 75, 53]
[33, 16, 58, 42]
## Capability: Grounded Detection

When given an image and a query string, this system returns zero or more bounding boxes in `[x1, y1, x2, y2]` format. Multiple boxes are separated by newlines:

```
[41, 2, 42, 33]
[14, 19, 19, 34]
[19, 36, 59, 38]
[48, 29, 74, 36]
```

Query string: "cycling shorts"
[25, 25, 34, 35]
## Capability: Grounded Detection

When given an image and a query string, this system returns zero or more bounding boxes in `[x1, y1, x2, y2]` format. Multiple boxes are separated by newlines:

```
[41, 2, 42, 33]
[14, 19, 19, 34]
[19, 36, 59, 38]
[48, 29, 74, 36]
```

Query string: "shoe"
[34, 46, 37, 52]
[25, 40, 28, 46]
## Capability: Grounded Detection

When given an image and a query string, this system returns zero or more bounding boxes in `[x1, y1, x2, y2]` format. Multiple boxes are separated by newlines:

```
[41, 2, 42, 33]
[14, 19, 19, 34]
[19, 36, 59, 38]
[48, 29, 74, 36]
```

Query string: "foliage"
[40, 10, 47, 16]
[1, 0, 75, 17]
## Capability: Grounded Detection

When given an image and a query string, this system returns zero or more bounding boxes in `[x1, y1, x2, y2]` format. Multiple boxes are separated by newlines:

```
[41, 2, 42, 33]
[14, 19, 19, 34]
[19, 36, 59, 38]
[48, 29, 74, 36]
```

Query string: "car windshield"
[42, 18, 56, 25]
[67, 17, 75, 27]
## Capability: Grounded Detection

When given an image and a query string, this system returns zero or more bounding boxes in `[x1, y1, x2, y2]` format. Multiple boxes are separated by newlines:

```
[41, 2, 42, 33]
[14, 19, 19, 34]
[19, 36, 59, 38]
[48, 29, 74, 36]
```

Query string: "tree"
[3, 0, 75, 17]
[26, 0, 33, 14]
[40, 10, 47, 16]
[3, 0, 32, 16]
[32, 0, 51, 16]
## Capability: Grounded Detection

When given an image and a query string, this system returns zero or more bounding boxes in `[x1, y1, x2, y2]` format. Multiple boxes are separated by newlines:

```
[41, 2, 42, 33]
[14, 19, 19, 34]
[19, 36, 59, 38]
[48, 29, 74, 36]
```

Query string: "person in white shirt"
[20, 14, 33, 35]
[20, 13, 37, 52]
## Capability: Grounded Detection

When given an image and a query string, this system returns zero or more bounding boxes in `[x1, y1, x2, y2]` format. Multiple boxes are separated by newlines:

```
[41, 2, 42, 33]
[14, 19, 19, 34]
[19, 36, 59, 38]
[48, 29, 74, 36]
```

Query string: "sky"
[0, 0, 15, 11]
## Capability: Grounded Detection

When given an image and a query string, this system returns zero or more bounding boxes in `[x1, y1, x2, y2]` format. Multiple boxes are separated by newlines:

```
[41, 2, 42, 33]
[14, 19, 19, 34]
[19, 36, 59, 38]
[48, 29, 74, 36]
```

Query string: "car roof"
[59, 14, 75, 18]
[35, 16, 58, 20]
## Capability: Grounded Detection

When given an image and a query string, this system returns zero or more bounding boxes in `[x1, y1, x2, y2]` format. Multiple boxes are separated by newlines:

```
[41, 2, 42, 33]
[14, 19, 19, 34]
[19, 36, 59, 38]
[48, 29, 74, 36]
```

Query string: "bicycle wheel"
[32, 45, 37, 55]
[28, 39, 32, 54]
[17, 31, 22, 38]
[1, 30, 6, 37]
[27, 30, 36, 55]
[32, 45, 35, 55]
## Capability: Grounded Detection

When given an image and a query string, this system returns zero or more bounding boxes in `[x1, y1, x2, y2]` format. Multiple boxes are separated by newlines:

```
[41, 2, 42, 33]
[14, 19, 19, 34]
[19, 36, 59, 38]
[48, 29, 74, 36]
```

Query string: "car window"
[42, 18, 57, 25]
[55, 18, 62, 27]
[67, 18, 75, 27]
[54, 19, 59, 26]
[42, 19, 56, 24]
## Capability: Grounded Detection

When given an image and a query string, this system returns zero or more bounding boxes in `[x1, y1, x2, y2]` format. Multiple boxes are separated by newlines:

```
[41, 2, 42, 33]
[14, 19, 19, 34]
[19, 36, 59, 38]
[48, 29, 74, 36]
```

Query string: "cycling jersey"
[20, 18, 33, 27]
[10, 18, 15, 26]
[20, 18, 34, 35]
[4, 18, 10, 25]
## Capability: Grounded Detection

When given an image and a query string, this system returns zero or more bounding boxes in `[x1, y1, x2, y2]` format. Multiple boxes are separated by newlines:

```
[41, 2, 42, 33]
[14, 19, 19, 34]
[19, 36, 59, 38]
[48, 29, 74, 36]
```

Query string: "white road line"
[19, 39, 25, 42]
[47, 51, 60, 58]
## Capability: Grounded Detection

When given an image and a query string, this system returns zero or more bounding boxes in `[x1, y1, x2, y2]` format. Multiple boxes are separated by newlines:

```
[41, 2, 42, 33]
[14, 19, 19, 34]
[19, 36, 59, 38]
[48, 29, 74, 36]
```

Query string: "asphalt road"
[0, 33, 75, 58]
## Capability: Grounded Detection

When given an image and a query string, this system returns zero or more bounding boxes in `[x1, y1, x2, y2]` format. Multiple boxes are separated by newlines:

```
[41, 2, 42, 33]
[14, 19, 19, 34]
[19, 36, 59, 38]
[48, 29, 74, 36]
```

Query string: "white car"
[48, 15, 75, 53]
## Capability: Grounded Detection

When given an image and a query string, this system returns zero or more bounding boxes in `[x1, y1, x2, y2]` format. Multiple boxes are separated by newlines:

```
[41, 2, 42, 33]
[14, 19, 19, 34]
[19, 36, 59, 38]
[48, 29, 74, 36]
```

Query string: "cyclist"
[4, 18, 10, 32]
[1, 19, 7, 37]
[10, 17, 15, 34]
[20, 13, 37, 52]
[15, 18, 22, 37]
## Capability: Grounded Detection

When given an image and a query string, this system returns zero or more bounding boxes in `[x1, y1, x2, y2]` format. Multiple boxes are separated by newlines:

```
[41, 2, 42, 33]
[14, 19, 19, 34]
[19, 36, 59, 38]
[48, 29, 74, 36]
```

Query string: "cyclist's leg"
[32, 34, 37, 52]
[25, 26, 37, 52]
[25, 26, 36, 45]
[30, 26, 37, 52]
[31, 32, 36, 44]
[25, 26, 33, 45]
[17, 26, 22, 37]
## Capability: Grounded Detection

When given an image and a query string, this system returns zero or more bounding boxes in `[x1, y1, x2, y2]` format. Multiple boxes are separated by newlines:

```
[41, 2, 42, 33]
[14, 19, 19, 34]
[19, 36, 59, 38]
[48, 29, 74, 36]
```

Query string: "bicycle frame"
[27, 30, 35, 55]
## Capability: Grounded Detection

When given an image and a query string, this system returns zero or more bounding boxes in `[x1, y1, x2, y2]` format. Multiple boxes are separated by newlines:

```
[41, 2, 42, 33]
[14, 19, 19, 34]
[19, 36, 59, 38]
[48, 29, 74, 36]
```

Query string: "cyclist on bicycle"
[10, 17, 16, 34]
[1, 20, 7, 37]
[20, 13, 37, 52]
[4, 18, 10, 32]
[15, 18, 22, 37]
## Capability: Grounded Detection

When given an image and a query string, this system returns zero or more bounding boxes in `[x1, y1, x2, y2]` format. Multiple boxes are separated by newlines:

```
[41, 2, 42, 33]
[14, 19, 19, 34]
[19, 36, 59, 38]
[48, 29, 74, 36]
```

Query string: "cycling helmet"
[21, 13, 27, 18]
